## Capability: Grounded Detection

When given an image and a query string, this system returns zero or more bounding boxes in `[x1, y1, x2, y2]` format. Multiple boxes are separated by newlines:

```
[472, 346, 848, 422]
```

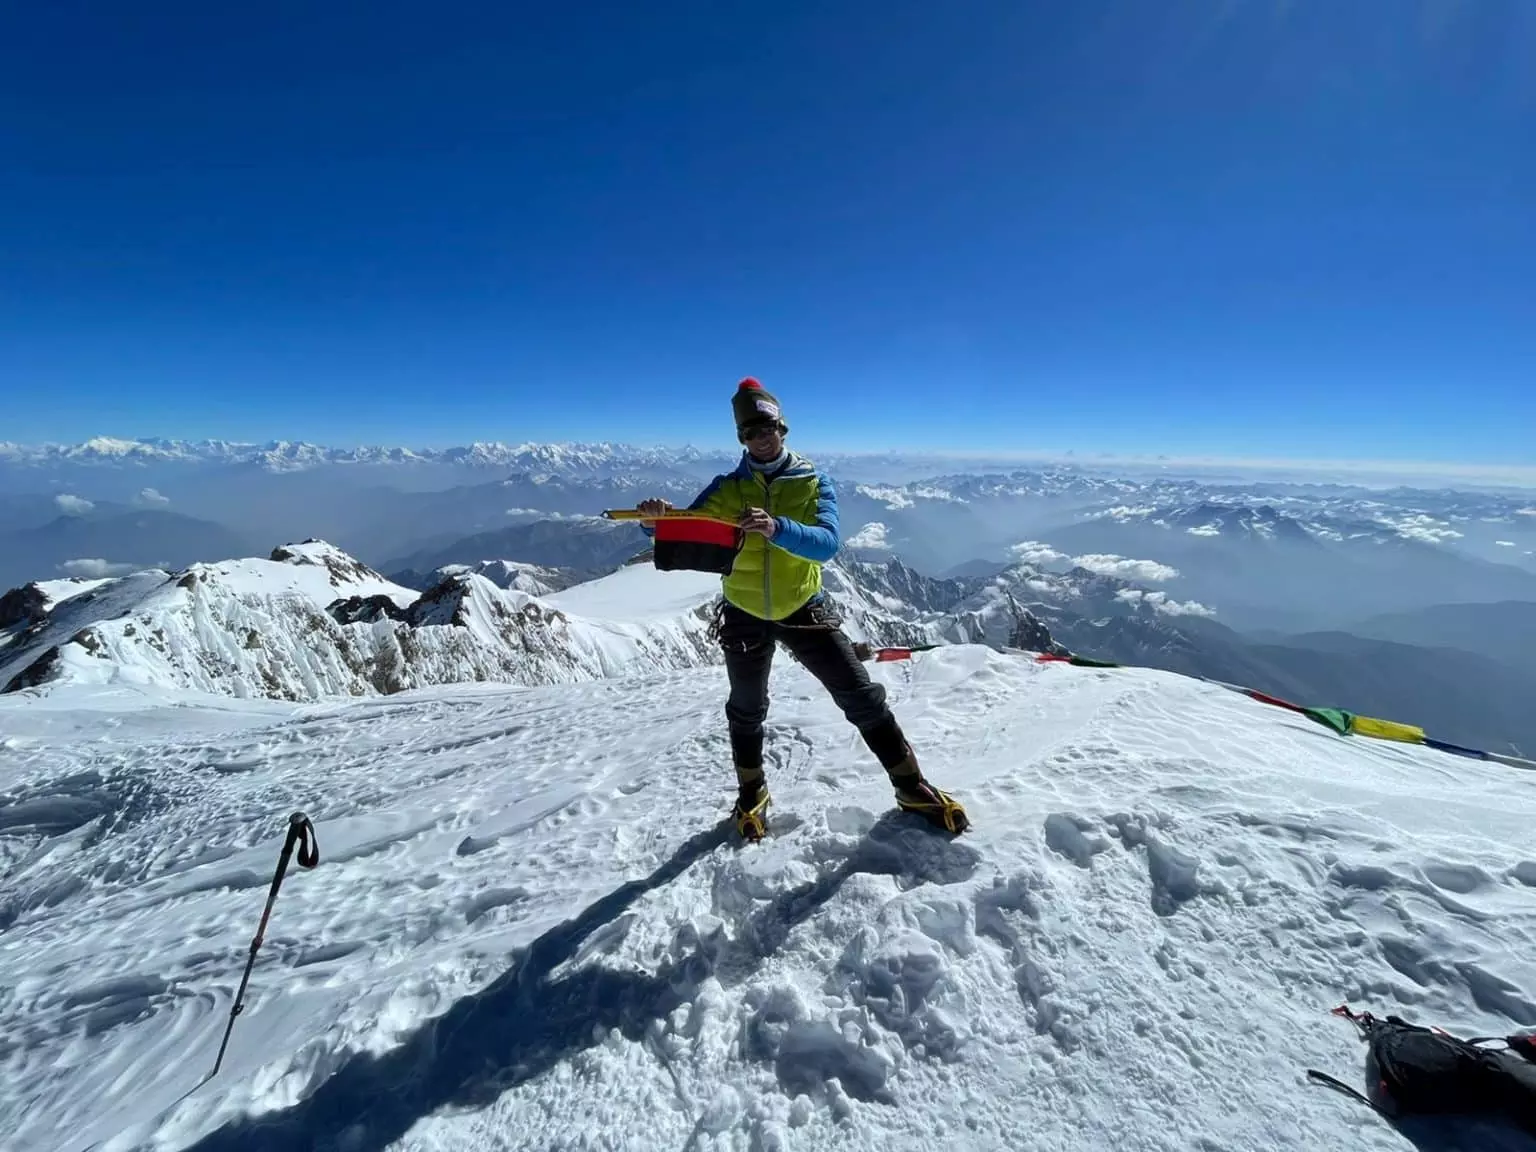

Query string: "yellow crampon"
[896, 783, 969, 834]
[733, 788, 771, 842]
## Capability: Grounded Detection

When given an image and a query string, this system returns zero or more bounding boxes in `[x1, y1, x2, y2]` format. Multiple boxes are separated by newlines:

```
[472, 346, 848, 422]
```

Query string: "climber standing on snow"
[635, 377, 967, 841]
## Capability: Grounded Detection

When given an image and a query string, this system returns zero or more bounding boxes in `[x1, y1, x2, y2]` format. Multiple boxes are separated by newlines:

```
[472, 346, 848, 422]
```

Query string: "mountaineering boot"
[894, 778, 969, 834]
[885, 747, 969, 834]
[728, 724, 769, 841]
[732, 780, 771, 842]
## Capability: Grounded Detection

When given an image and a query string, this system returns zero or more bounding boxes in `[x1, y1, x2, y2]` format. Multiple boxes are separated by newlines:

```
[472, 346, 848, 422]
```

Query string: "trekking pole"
[208, 811, 320, 1080]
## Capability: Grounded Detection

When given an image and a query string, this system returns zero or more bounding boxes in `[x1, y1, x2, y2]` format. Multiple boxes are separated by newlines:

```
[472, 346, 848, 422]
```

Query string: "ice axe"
[601, 507, 740, 527]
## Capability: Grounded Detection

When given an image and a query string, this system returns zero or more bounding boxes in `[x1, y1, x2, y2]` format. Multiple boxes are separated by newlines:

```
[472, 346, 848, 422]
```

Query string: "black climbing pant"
[717, 597, 911, 785]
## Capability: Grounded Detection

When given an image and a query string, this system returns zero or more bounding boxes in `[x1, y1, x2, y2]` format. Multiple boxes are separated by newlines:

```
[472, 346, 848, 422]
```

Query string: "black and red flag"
[604, 509, 744, 574]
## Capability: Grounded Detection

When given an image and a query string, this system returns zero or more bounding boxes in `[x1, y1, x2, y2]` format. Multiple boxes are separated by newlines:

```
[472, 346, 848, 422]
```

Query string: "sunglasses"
[739, 423, 783, 442]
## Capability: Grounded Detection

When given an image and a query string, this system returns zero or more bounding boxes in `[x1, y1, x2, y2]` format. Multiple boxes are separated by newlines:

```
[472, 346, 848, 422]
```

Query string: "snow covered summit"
[0, 540, 733, 701]
[1, 540, 976, 704]
[423, 559, 576, 597]
[3, 645, 1534, 1151]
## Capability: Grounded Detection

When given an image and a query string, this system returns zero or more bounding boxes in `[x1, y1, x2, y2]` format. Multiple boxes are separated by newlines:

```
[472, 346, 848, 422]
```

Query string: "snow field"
[2, 647, 1535, 1150]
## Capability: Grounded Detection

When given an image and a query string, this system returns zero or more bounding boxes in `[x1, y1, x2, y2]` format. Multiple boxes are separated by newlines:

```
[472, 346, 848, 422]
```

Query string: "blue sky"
[1, 0, 1532, 462]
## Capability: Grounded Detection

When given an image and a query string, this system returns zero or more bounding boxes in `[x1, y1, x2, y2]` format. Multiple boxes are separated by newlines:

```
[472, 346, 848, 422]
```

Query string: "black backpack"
[1310, 1005, 1536, 1134]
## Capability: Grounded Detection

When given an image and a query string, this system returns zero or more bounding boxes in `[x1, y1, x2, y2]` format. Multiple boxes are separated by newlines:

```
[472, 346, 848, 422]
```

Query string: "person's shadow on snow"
[1389, 1113, 1536, 1152]
[176, 810, 979, 1152]
[1314, 1073, 1536, 1152]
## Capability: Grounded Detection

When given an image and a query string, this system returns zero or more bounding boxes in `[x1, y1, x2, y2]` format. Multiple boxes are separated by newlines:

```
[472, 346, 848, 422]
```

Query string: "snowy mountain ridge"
[424, 560, 576, 597]
[0, 542, 949, 703]
[0, 542, 731, 700]
[831, 551, 1211, 650]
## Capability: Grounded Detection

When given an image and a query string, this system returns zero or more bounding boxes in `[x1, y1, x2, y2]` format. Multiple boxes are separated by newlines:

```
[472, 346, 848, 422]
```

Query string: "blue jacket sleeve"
[773, 472, 841, 561]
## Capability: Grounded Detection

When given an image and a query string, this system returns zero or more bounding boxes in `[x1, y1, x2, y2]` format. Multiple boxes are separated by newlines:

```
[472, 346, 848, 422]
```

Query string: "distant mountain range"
[1340, 600, 1536, 675]
[0, 436, 733, 475]
[383, 517, 652, 586]
[0, 507, 257, 592]
[11, 436, 1528, 546]
[1030, 500, 1536, 632]
[832, 554, 1536, 756]
[847, 472, 1536, 574]
[3, 437, 1533, 656]
[336, 473, 1536, 622]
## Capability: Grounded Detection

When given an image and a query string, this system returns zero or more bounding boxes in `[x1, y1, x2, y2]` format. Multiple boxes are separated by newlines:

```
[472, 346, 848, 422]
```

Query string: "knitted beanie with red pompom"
[731, 377, 788, 436]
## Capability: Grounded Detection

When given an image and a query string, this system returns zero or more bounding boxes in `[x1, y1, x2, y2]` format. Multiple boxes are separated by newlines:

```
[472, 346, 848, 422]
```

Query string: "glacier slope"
[1, 546, 728, 701]
[2, 649, 1536, 1151]
[3, 545, 946, 704]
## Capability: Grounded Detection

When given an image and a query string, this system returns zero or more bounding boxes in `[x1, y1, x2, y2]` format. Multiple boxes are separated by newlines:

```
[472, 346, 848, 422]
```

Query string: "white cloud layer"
[59, 558, 136, 578]
[1115, 588, 1216, 617]
[134, 487, 170, 507]
[1071, 553, 1181, 583]
[1011, 541, 1180, 583]
[1009, 541, 1069, 566]
[504, 508, 602, 521]
[846, 522, 892, 550]
[55, 494, 94, 516]
[1381, 514, 1464, 544]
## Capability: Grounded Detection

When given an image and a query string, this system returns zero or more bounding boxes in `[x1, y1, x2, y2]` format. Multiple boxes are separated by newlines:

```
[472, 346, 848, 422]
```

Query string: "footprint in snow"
[1043, 812, 1112, 869]
[1104, 812, 1206, 917]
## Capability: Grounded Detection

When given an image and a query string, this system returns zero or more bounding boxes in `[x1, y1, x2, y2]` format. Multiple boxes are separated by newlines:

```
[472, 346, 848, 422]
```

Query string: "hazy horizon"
[6, 433, 1536, 492]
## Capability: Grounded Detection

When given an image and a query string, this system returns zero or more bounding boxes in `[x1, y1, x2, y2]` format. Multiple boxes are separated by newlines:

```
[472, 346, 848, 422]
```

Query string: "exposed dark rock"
[328, 595, 410, 625]
[0, 584, 49, 630]
[2, 645, 62, 693]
